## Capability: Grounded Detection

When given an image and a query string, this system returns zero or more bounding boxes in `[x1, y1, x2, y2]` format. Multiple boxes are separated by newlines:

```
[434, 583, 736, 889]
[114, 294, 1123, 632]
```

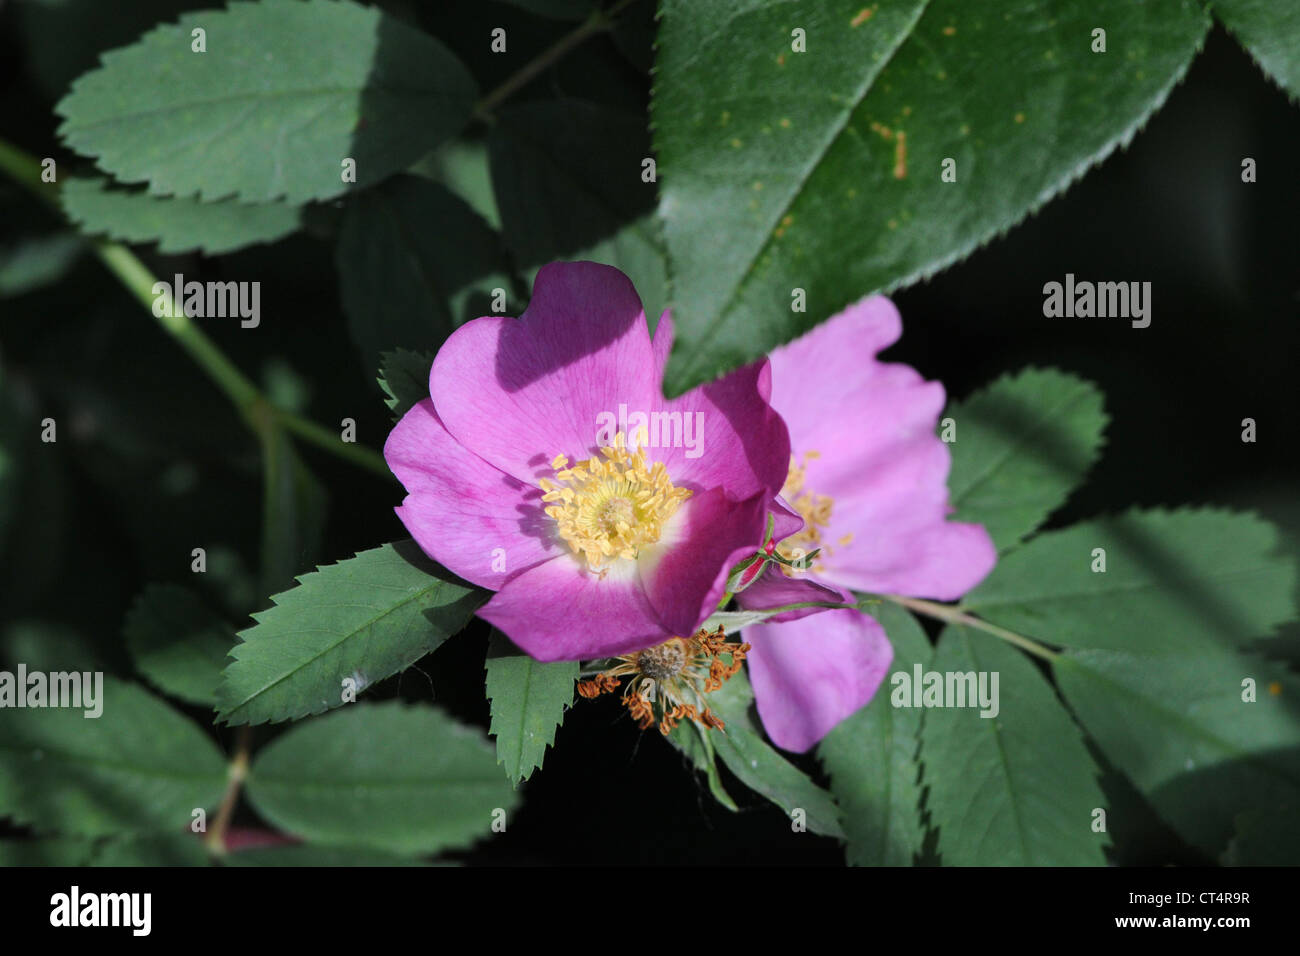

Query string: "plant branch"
[883, 594, 1060, 661]
[475, 0, 641, 118]
[206, 725, 252, 854]
[0, 135, 390, 479]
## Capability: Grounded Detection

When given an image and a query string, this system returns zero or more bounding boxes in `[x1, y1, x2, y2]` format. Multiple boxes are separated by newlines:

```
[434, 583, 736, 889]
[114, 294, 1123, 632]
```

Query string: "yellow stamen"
[778, 452, 837, 573]
[540, 432, 691, 570]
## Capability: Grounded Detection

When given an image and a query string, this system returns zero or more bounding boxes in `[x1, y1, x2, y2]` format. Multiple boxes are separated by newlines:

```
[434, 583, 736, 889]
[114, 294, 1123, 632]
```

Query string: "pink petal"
[821, 467, 996, 601]
[650, 358, 790, 500]
[746, 609, 894, 753]
[385, 400, 557, 590]
[638, 488, 769, 636]
[478, 558, 669, 661]
[768, 294, 995, 600]
[735, 566, 849, 623]
[430, 261, 659, 485]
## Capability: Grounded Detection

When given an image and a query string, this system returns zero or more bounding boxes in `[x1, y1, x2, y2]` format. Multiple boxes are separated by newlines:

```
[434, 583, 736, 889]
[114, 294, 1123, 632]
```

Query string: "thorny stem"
[882, 594, 1060, 661]
[474, 0, 642, 118]
[0, 135, 390, 478]
[206, 726, 253, 855]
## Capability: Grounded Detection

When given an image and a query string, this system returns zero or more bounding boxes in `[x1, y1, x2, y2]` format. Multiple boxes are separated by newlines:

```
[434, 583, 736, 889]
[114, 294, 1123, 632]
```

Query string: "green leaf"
[1, 621, 108, 674]
[378, 348, 434, 421]
[965, 508, 1297, 652]
[216, 541, 486, 726]
[1054, 646, 1300, 857]
[920, 626, 1108, 865]
[56, 0, 477, 203]
[488, 99, 655, 269]
[1224, 805, 1300, 866]
[484, 630, 577, 785]
[223, 844, 432, 866]
[61, 177, 299, 254]
[91, 833, 210, 867]
[653, 0, 1211, 392]
[946, 368, 1107, 550]
[0, 676, 227, 837]
[1212, 0, 1300, 101]
[245, 701, 519, 855]
[667, 719, 739, 811]
[0, 837, 96, 867]
[706, 669, 844, 838]
[125, 584, 234, 706]
[338, 175, 504, 374]
[0, 233, 85, 298]
[819, 602, 930, 866]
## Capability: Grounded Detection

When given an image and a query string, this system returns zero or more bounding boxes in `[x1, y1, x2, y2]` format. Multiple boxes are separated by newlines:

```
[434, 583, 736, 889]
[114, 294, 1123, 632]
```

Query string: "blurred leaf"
[921, 626, 1108, 865]
[258, 426, 327, 595]
[1223, 805, 1300, 866]
[819, 602, 929, 866]
[56, 0, 477, 202]
[0, 837, 95, 867]
[378, 349, 434, 421]
[223, 844, 431, 866]
[1213, 0, 1300, 101]
[337, 175, 503, 374]
[91, 833, 209, 866]
[706, 669, 844, 838]
[0, 620, 109, 674]
[412, 138, 502, 229]
[216, 541, 486, 726]
[1055, 646, 1300, 858]
[484, 630, 576, 784]
[0, 234, 85, 298]
[966, 508, 1297, 652]
[653, 0, 1211, 392]
[124, 584, 233, 706]
[488, 99, 654, 268]
[245, 701, 519, 855]
[946, 368, 1107, 550]
[0, 676, 227, 837]
[61, 177, 299, 254]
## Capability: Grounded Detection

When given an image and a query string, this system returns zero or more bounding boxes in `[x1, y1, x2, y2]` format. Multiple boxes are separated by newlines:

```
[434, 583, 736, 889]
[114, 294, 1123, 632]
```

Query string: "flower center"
[577, 627, 751, 735]
[778, 451, 844, 572]
[539, 432, 691, 571]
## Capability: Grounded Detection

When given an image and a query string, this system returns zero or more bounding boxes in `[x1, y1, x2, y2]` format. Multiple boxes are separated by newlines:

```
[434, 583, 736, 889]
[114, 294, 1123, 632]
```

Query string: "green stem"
[93, 241, 264, 426]
[0, 135, 390, 478]
[883, 594, 1059, 662]
[274, 407, 389, 477]
[474, 0, 641, 118]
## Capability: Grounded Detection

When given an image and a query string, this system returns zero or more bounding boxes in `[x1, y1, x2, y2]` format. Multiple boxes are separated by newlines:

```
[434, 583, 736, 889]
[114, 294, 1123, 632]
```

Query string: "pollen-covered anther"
[539, 431, 691, 571]
[577, 626, 751, 735]
[778, 451, 835, 573]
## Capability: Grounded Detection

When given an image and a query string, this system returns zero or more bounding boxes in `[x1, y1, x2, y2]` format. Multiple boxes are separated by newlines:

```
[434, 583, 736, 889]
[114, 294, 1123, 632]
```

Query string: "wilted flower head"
[384, 262, 790, 661]
[738, 296, 998, 752]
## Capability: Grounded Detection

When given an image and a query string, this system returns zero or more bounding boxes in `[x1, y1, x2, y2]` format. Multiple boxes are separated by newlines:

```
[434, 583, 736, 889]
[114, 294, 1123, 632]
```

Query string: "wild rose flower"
[736, 297, 997, 752]
[384, 262, 790, 662]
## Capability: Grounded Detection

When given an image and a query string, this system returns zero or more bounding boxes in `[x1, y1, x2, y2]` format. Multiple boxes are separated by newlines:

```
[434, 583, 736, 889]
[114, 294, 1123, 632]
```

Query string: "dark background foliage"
[1, 0, 1296, 864]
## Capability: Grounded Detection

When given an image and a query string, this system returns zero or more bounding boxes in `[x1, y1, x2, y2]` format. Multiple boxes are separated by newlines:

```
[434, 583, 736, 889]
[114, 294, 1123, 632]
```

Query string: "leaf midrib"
[676, 0, 933, 378]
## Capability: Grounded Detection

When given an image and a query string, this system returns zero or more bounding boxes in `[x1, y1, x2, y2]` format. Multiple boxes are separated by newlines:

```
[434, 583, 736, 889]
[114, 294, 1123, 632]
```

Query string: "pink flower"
[737, 297, 997, 752]
[384, 262, 790, 661]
